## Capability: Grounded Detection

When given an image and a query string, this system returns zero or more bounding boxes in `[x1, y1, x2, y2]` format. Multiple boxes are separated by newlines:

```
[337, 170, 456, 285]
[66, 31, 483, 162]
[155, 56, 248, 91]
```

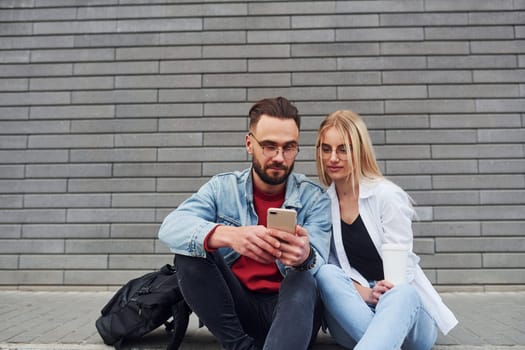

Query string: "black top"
[341, 215, 384, 281]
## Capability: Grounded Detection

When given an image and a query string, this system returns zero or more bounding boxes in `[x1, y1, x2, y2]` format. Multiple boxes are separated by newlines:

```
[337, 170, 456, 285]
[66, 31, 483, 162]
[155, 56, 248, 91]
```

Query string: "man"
[158, 96, 331, 350]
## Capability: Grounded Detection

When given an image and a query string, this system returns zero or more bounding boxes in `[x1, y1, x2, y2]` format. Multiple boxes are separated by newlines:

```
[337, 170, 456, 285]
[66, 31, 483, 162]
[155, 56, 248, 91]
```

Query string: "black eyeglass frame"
[248, 132, 300, 160]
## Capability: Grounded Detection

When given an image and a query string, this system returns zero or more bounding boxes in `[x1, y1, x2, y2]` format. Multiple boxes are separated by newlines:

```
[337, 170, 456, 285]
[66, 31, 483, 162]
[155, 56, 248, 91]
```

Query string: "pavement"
[0, 290, 524, 350]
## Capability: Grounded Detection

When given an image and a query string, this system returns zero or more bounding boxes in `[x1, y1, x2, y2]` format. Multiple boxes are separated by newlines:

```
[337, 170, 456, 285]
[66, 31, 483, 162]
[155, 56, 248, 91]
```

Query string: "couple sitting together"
[158, 97, 457, 350]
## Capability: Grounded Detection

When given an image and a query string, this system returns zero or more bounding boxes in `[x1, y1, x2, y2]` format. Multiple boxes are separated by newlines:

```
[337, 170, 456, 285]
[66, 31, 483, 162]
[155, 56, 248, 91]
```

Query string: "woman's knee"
[316, 264, 344, 289]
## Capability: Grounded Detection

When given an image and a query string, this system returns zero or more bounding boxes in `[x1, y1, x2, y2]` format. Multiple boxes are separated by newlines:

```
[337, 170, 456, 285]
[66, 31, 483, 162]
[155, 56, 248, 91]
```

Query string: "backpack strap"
[165, 299, 192, 350]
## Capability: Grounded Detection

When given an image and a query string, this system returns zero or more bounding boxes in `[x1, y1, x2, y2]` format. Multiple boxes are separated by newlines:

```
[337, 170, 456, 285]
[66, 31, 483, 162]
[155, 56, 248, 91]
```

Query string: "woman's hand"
[367, 280, 394, 305]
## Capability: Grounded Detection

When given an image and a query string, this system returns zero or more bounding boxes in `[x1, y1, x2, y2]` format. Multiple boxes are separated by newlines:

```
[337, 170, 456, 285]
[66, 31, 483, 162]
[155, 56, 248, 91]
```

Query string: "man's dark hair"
[248, 96, 300, 131]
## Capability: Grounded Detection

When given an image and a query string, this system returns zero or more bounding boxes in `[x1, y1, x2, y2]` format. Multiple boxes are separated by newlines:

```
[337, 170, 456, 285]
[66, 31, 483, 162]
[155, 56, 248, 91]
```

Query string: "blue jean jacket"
[158, 168, 332, 275]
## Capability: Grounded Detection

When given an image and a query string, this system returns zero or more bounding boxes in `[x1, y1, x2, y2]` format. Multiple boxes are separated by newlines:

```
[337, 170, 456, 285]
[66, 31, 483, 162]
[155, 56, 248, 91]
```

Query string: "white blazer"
[327, 179, 458, 335]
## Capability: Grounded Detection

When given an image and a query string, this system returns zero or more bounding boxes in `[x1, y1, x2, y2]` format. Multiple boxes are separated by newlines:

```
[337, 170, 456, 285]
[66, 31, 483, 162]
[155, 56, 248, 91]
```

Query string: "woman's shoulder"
[361, 178, 408, 202]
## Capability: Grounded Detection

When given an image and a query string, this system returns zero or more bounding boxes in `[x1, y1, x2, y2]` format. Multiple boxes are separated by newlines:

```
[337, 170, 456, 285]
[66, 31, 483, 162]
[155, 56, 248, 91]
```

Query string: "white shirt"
[327, 179, 458, 335]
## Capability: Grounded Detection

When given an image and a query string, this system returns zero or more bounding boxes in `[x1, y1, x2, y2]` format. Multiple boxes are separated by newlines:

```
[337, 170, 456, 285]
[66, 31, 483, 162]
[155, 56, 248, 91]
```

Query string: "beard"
[252, 157, 294, 186]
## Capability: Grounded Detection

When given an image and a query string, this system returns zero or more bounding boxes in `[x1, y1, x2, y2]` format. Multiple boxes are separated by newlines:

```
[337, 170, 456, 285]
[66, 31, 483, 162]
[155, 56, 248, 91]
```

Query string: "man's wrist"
[294, 244, 316, 271]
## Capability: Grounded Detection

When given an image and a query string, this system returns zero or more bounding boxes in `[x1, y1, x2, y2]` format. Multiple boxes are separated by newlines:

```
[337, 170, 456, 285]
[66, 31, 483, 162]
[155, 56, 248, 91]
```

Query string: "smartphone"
[267, 208, 297, 234]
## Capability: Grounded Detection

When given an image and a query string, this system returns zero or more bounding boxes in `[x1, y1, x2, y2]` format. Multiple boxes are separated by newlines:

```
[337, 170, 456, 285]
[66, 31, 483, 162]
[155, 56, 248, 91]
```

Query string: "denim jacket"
[158, 168, 332, 275]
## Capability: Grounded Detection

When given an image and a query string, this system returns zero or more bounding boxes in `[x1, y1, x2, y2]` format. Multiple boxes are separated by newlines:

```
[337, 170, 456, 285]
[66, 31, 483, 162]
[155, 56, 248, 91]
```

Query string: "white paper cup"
[382, 243, 409, 285]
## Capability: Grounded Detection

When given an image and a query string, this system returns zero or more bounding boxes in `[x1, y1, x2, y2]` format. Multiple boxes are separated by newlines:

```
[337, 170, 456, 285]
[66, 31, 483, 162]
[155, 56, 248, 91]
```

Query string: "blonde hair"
[316, 110, 383, 187]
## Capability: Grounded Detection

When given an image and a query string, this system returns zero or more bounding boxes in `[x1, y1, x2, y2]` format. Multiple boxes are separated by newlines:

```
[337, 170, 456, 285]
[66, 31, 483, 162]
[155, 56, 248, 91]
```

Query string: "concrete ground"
[0, 291, 524, 350]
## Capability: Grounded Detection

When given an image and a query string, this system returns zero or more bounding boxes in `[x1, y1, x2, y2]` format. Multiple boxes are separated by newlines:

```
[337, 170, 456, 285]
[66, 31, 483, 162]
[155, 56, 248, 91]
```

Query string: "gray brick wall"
[0, 0, 523, 290]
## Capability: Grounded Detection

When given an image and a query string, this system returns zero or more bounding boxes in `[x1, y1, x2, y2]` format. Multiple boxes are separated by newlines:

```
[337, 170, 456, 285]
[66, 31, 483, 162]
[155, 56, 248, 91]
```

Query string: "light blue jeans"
[316, 264, 438, 350]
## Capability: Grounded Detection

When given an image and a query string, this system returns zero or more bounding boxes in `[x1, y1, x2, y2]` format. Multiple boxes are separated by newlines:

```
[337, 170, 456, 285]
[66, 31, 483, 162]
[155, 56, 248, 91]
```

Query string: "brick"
[425, 0, 514, 11]
[381, 41, 469, 55]
[63, 270, 145, 285]
[23, 224, 109, 238]
[248, 87, 335, 101]
[419, 253, 482, 269]
[65, 239, 154, 254]
[0, 78, 28, 91]
[0, 195, 23, 208]
[0, 225, 21, 239]
[362, 115, 429, 129]
[74, 33, 159, 47]
[380, 13, 468, 26]
[374, 145, 430, 160]
[249, 58, 337, 72]
[30, 76, 113, 91]
[339, 85, 427, 100]
[111, 193, 184, 208]
[430, 114, 522, 128]
[0, 180, 66, 194]
[117, 18, 202, 32]
[408, 190, 479, 205]
[31, 48, 114, 62]
[26, 164, 111, 178]
[0, 35, 74, 50]
[204, 132, 245, 146]
[0, 270, 63, 285]
[203, 162, 251, 177]
[116, 74, 201, 89]
[205, 15, 288, 30]
[0, 50, 30, 64]
[0, 150, 68, 164]
[66, 209, 156, 223]
[292, 14, 378, 28]
[161, 59, 246, 73]
[0, 107, 28, 120]
[434, 205, 525, 220]
[24, 194, 110, 208]
[428, 55, 517, 69]
[387, 130, 477, 144]
[476, 99, 525, 113]
[0, 120, 70, 134]
[338, 28, 423, 41]
[19, 254, 107, 269]
[109, 254, 173, 269]
[387, 160, 477, 175]
[339, 56, 426, 70]
[68, 179, 155, 193]
[437, 269, 525, 285]
[0, 22, 32, 35]
[436, 237, 525, 253]
[111, 223, 160, 238]
[479, 159, 525, 173]
[204, 73, 291, 87]
[291, 43, 379, 57]
[387, 99, 476, 114]
[204, 44, 290, 58]
[0, 255, 18, 269]
[426, 26, 514, 40]
[28, 134, 113, 148]
[113, 163, 201, 177]
[0, 135, 27, 149]
[293, 71, 380, 86]
[249, 1, 336, 15]
[30, 105, 114, 119]
[471, 40, 525, 54]
[469, 11, 525, 25]
[0, 63, 73, 77]
[335, 0, 423, 12]
[480, 190, 525, 204]
[71, 119, 156, 133]
[474, 69, 525, 83]
[0, 165, 24, 178]
[432, 144, 523, 159]
[382, 70, 472, 84]
[116, 103, 202, 118]
[115, 132, 201, 147]
[0, 92, 70, 106]
[481, 220, 525, 236]
[72, 89, 157, 104]
[296, 101, 384, 116]
[157, 178, 208, 193]
[159, 88, 245, 103]
[433, 175, 525, 190]
[0, 239, 64, 253]
[158, 147, 246, 162]
[0, 209, 65, 224]
[249, 29, 334, 43]
[69, 149, 156, 162]
[159, 117, 246, 132]
[116, 46, 201, 61]
[34, 20, 117, 35]
[74, 61, 158, 75]
[483, 253, 525, 268]
[430, 84, 519, 98]
[385, 175, 432, 190]
[161, 31, 246, 45]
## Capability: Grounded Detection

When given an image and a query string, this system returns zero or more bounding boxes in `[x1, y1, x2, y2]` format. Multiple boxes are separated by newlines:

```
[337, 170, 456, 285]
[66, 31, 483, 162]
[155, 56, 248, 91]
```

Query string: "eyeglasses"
[319, 144, 350, 160]
[249, 132, 299, 160]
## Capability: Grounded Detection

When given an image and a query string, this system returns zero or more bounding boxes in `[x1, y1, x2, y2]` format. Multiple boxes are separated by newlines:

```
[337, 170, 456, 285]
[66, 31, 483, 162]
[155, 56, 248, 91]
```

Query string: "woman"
[315, 110, 457, 349]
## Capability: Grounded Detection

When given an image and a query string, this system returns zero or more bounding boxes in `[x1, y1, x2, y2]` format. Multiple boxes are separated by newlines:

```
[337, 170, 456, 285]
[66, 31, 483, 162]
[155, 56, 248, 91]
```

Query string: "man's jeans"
[175, 253, 322, 350]
[317, 264, 438, 350]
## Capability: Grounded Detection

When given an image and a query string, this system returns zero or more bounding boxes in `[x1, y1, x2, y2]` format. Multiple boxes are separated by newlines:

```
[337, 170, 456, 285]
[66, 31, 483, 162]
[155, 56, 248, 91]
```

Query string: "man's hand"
[266, 225, 310, 267]
[207, 225, 282, 264]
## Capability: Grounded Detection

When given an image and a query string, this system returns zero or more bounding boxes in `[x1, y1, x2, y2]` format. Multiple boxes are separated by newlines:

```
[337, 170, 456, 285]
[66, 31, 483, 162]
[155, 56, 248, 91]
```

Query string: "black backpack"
[95, 264, 191, 350]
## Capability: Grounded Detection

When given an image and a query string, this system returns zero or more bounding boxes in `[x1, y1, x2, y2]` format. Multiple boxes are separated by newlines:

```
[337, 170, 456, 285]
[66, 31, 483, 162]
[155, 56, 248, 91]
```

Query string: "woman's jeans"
[175, 252, 322, 350]
[316, 264, 438, 350]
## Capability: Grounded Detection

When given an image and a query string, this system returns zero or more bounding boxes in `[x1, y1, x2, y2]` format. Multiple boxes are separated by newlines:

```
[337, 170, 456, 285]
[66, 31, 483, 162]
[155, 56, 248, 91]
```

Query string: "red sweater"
[230, 186, 284, 292]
